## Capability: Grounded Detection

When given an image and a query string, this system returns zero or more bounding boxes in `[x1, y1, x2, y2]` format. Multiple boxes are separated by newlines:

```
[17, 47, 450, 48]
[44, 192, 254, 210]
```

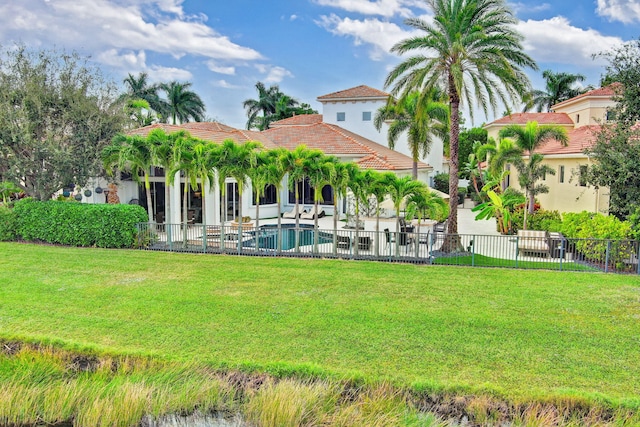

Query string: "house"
[483, 85, 618, 214]
[89, 86, 438, 225]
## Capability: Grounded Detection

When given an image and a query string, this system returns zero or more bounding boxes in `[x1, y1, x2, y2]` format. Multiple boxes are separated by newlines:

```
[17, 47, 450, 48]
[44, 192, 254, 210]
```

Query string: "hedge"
[0, 205, 17, 241]
[13, 199, 148, 248]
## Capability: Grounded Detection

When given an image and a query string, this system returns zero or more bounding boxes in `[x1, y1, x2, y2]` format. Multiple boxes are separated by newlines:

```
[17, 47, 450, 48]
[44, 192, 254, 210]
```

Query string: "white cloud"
[313, 0, 415, 17]
[206, 61, 236, 75]
[596, 0, 640, 23]
[96, 48, 192, 81]
[213, 79, 240, 89]
[146, 65, 193, 81]
[0, 0, 263, 61]
[316, 14, 418, 60]
[265, 66, 294, 83]
[290, 14, 299, 21]
[517, 16, 623, 66]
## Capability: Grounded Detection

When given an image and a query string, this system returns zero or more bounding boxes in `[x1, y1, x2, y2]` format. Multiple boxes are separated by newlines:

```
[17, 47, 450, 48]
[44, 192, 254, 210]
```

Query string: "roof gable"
[317, 85, 389, 101]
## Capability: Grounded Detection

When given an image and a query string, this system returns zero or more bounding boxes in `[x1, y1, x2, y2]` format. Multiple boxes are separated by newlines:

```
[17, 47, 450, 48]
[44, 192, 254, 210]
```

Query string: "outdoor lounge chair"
[357, 236, 371, 251]
[282, 205, 305, 219]
[300, 206, 325, 220]
[433, 220, 447, 233]
[384, 228, 395, 251]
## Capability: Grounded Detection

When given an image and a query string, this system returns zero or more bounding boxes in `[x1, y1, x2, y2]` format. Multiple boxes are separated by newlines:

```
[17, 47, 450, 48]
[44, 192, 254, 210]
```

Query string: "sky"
[0, 0, 638, 129]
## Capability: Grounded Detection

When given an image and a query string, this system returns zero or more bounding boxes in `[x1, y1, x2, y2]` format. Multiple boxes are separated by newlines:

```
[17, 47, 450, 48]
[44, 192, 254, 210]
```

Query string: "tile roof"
[487, 112, 574, 126]
[263, 121, 429, 171]
[534, 126, 599, 155]
[551, 83, 621, 110]
[269, 114, 324, 126]
[317, 85, 390, 101]
[127, 123, 278, 148]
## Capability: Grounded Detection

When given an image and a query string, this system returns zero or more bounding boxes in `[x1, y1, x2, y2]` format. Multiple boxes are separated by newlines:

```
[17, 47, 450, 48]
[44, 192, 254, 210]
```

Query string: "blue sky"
[1, 0, 638, 128]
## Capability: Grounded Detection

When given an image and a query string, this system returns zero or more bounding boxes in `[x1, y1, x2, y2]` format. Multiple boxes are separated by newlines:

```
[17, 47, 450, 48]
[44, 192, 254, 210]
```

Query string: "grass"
[432, 253, 599, 271]
[1, 242, 640, 423]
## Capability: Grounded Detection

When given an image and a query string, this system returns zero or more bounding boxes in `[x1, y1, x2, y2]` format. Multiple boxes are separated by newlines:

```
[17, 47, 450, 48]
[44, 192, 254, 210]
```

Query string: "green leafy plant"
[472, 190, 525, 234]
[0, 206, 17, 241]
[13, 198, 147, 248]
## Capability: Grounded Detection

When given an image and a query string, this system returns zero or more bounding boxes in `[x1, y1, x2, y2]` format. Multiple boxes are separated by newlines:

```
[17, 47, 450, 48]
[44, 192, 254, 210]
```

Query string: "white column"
[204, 179, 216, 225]
[171, 172, 181, 224]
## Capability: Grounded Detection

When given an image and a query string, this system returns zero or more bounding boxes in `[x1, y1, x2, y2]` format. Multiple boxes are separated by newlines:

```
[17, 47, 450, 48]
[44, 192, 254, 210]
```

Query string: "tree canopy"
[523, 70, 587, 112]
[243, 82, 317, 130]
[0, 46, 127, 200]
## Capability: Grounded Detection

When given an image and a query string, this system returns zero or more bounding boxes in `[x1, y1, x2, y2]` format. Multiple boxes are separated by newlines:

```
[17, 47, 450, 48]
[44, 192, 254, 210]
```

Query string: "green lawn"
[433, 253, 599, 271]
[1, 242, 640, 407]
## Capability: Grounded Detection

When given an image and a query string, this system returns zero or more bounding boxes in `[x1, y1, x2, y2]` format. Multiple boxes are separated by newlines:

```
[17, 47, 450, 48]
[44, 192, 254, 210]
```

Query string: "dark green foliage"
[598, 38, 640, 126]
[458, 128, 488, 176]
[586, 125, 640, 219]
[0, 205, 16, 241]
[433, 172, 449, 194]
[512, 209, 562, 233]
[13, 198, 147, 248]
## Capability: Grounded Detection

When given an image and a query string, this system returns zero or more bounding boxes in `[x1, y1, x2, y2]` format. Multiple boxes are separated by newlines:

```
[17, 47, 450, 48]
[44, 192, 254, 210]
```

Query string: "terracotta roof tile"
[270, 114, 323, 126]
[487, 112, 574, 126]
[535, 126, 599, 155]
[551, 83, 621, 109]
[317, 85, 389, 101]
[128, 122, 278, 148]
[263, 122, 429, 171]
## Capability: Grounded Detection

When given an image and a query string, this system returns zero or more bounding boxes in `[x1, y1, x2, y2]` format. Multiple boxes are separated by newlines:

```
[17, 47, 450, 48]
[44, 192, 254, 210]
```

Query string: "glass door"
[224, 182, 239, 222]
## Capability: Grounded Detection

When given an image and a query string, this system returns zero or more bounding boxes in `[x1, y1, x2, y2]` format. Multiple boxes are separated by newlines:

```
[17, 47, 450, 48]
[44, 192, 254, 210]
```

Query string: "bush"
[0, 205, 17, 241]
[13, 198, 148, 248]
[433, 173, 449, 194]
[512, 209, 562, 233]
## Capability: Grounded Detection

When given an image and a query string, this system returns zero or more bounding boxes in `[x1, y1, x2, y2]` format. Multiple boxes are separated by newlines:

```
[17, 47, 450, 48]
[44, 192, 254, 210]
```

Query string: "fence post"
[636, 241, 640, 275]
[202, 224, 206, 253]
[515, 235, 519, 268]
[605, 240, 611, 273]
[471, 235, 476, 267]
[559, 239, 564, 271]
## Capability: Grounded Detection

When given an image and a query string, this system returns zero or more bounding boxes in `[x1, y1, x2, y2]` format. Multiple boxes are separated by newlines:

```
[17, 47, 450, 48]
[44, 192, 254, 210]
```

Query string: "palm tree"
[406, 187, 449, 237]
[306, 155, 336, 253]
[243, 82, 282, 130]
[374, 89, 449, 179]
[191, 141, 219, 228]
[122, 72, 163, 114]
[524, 70, 586, 112]
[248, 150, 270, 232]
[383, 174, 425, 256]
[262, 148, 289, 253]
[223, 140, 261, 252]
[158, 81, 205, 124]
[499, 121, 568, 229]
[328, 161, 353, 256]
[385, 0, 536, 236]
[279, 145, 324, 251]
[169, 136, 197, 246]
[102, 134, 155, 223]
[368, 170, 391, 257]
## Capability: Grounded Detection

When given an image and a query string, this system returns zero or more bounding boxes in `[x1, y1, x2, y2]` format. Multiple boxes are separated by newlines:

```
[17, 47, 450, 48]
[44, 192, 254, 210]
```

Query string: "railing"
[135, 223, 640, 274]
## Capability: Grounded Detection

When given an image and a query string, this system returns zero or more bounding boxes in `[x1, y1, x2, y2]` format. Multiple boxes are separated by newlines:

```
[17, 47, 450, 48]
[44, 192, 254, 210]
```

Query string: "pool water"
[253, 224, 333, 250]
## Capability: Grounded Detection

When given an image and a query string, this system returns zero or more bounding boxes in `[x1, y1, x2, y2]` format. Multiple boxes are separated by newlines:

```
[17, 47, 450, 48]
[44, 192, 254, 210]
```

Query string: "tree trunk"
[294, 181, 300, 252]
[443, 76, 463, 252]
[276, 193, 282, 254]
[182, 177, 188, 248]
[144, 174, 154, 223]
[412, 160, 418, 180]
[164, 175, 172, 245]
[333, 197, 338, 256]
[237, 185, 243, 253]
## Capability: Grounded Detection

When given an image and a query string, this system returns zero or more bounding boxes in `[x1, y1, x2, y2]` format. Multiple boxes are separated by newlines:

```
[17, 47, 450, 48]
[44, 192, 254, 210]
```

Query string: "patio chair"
[357, 236, 371, 251]
[433, 220, 447, 233]
[384, 228, 395, 251]
[282, 205, 305, 219]
[300, 206, 325, 220]
[336, 235, 351, 250]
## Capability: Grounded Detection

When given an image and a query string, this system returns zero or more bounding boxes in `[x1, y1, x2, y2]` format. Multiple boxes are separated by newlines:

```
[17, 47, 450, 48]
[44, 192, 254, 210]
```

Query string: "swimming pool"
[253, 224, 333, 250]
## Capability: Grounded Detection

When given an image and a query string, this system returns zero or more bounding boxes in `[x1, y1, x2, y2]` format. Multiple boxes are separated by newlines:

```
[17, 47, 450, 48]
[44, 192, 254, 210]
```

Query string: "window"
[362, 111, 371, 121]
[606, 110, 616, 121]
[559, 165, 565, 183]
[252, 184, 277, 205]
[576, 114, 580, 123]
[337, 112, 345, 121]
[288, 178, 334, 205]
[579, 165, 588, 187]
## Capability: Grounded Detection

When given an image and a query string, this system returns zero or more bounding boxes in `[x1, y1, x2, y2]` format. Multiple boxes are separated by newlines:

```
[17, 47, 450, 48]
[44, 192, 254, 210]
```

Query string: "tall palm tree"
[122, 72, 163, 114]
[243, 82, 282, 130]
[169, 136, 197, 246]
[158, 81, 205, 124]
[306, 155, 336, 253]
[328, 161, 354, 256]
[248, 150, 270, 232]
[191, 141, 219, 228]
[385, 0, 537, 236]
[102, 134, 155, 223]
[498, 121, 568, 229]
[524, 70, 586, 112]
[223, 140, 261, 252]
[407, 187, 449, 237]
[374, 89, 449, 179]
[384, 174, 425, 256]
[368, 170, 391, 257]
[262, 147, 289, 253]
[279, 145, 324, 251]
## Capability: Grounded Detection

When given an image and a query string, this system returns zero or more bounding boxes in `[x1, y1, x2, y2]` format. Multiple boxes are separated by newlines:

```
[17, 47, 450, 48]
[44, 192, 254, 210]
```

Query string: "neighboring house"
[90, 86, 435, 225]
[483, 85, 617, 214]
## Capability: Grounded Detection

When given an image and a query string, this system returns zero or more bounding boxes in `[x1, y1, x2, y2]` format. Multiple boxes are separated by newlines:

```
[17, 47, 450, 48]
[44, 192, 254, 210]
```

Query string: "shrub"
[433, 172, 449, 194]
[512, 209, 562, 233]
[0, 205, 17, 241]
[13, 198, 148, 248]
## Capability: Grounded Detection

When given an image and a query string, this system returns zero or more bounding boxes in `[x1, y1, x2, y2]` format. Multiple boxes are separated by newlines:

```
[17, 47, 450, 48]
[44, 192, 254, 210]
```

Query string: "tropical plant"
[385, 0, 536, 235]
[122, 72, 163, 114]
[0, 181, 21, 204]
[368, 170, 392, 257]
[328, 161, 354, 256]
[406, 187, 449, 237]
[248, 150, 270, 231]
[374, 89, 449, 179]
[243, 82, 316, 130]
[191, 141, 219, 227]
[169, 136, 196, 246]
[279, 145, 324, 251]
[383, 174, 425, 255]
[262, 148, 289, 253]
[102, 134, 155, 222]
[498, 121, 568, 229]
[306, 155, 336, 252]
[523, 70, 586, 112]
[158, 81, 205, 124]
[472, 189, 525, 234]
